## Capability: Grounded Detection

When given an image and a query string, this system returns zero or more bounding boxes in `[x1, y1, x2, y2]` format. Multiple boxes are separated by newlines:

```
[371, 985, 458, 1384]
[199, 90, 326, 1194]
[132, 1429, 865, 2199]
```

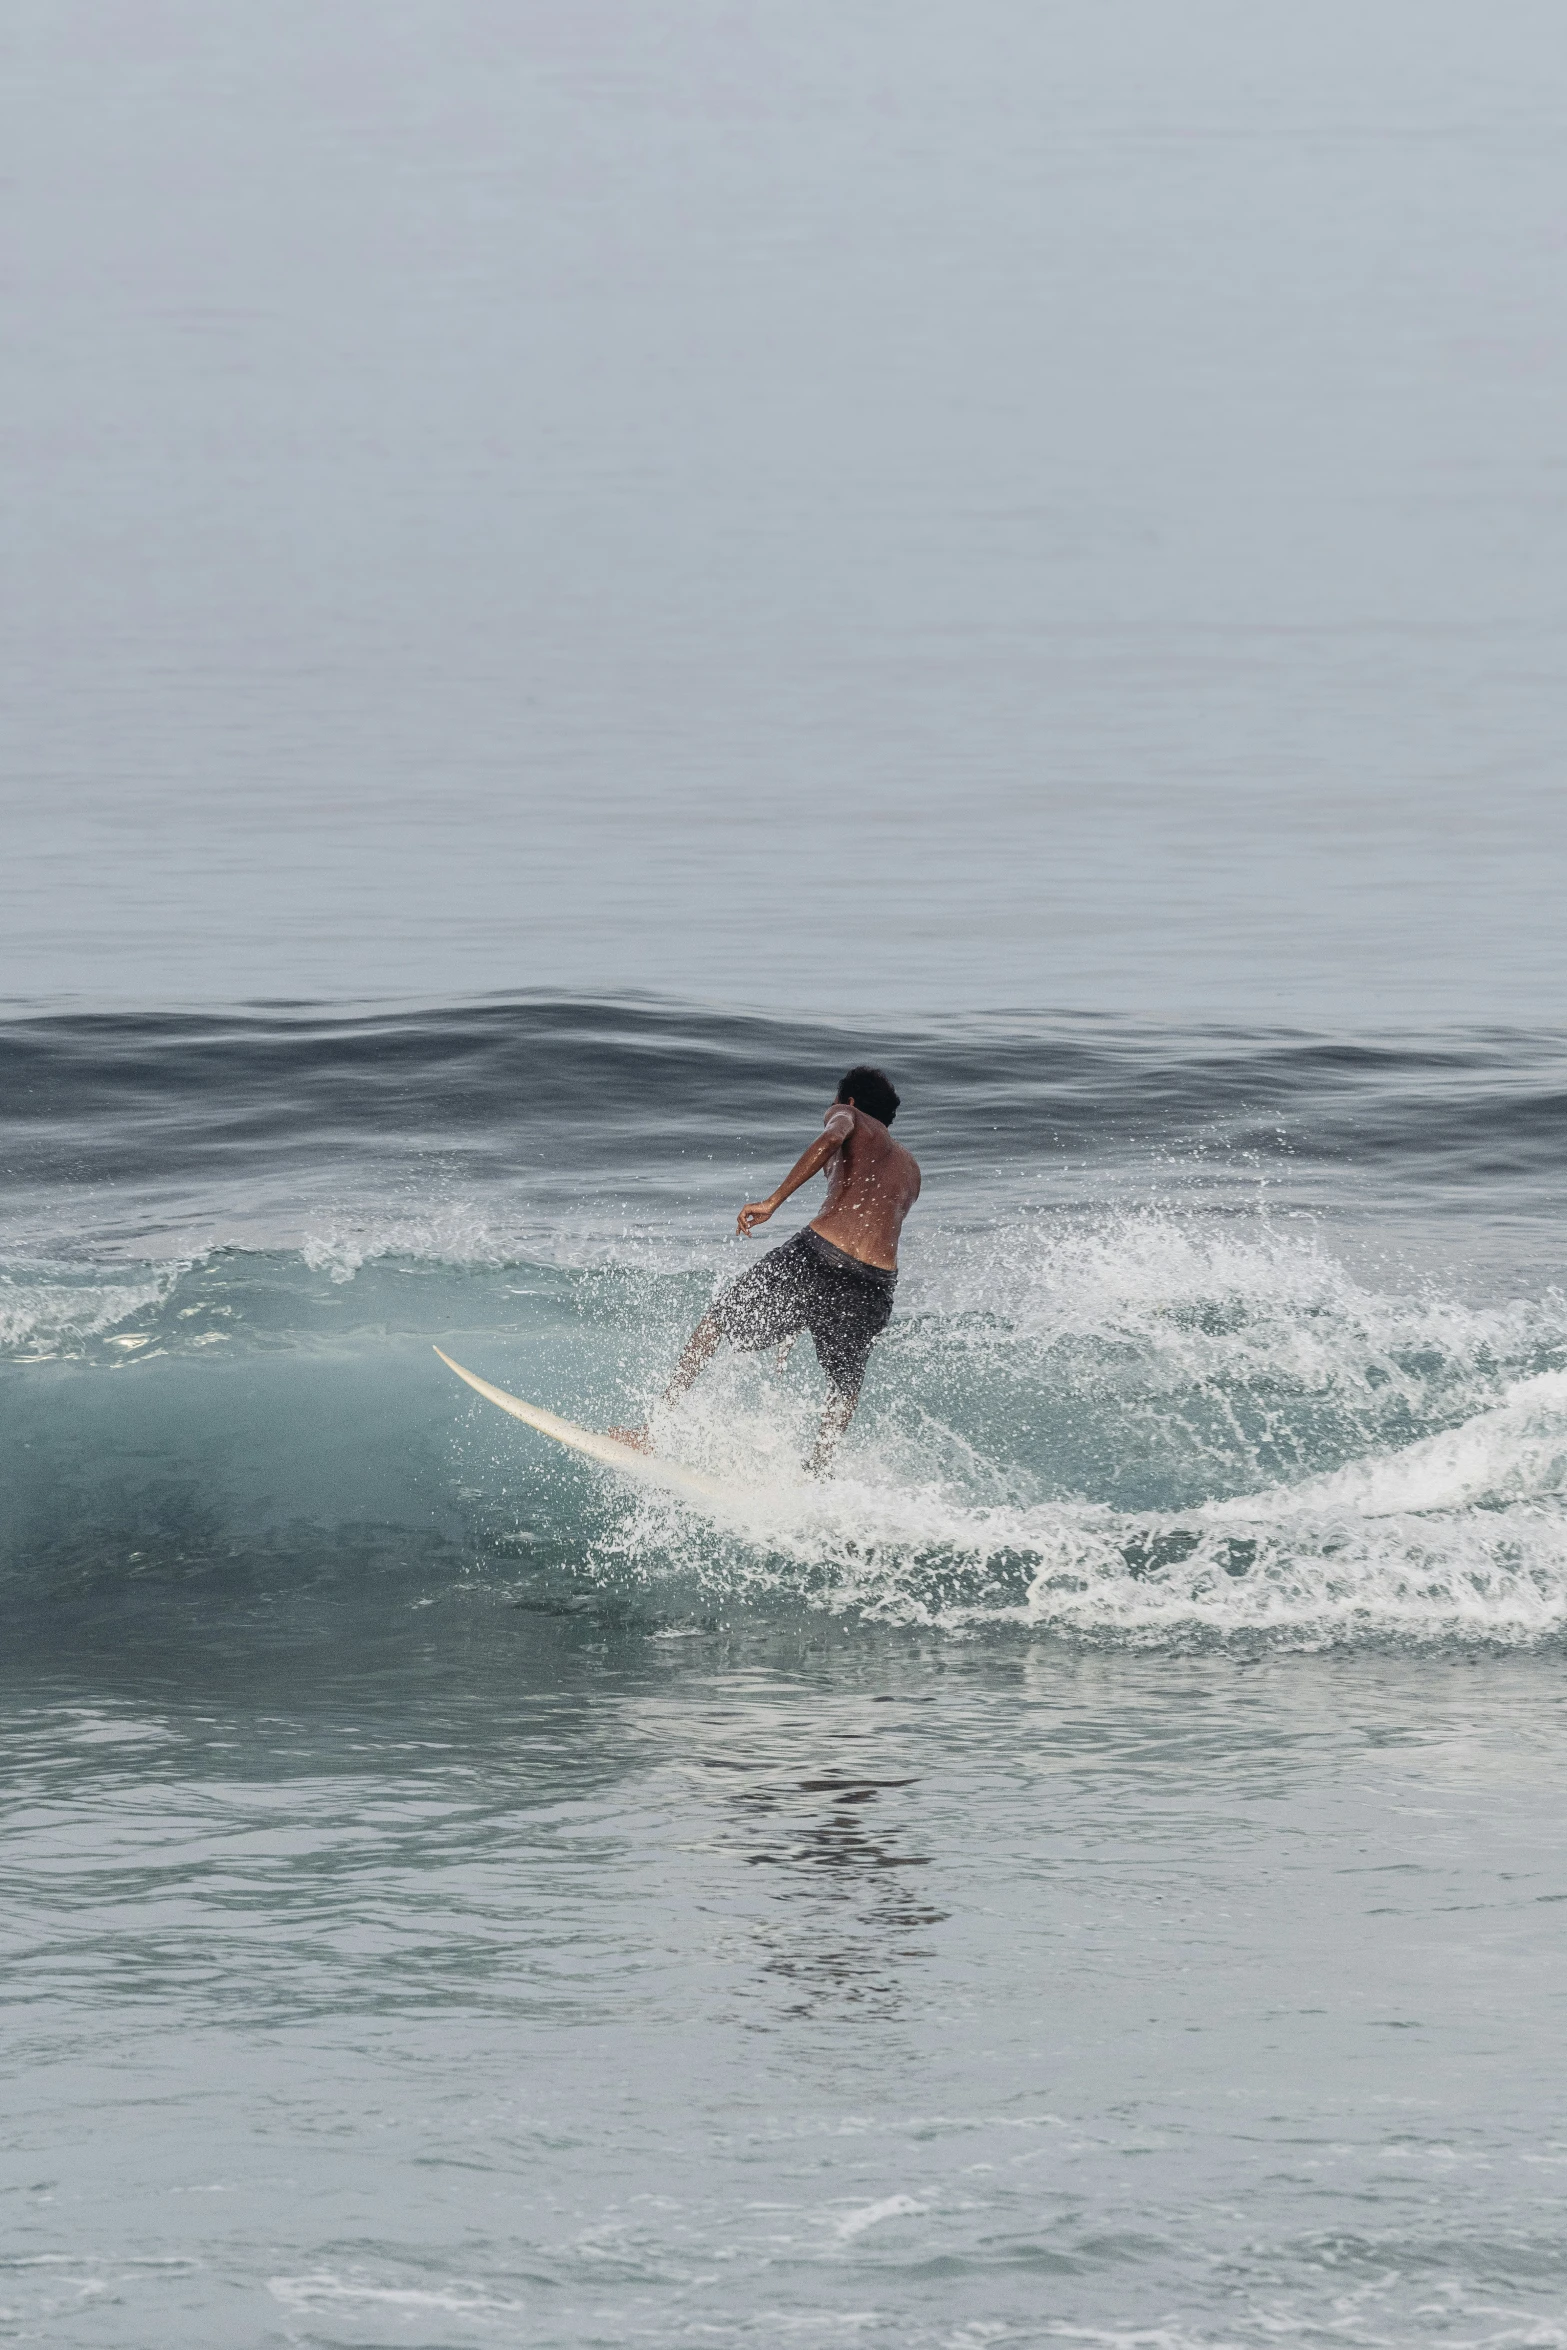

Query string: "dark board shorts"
[714, 1226, 896, 1400]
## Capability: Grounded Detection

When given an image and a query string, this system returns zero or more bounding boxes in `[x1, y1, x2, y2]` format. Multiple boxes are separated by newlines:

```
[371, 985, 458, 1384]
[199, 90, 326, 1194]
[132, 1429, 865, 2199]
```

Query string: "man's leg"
[804, 1378, 860, 1478]
[608, 1310, 724, 1449]
[611, 1240, 810, 1450]
[805, 1282, 890, 1475]
[664, 1310, 724, 1403]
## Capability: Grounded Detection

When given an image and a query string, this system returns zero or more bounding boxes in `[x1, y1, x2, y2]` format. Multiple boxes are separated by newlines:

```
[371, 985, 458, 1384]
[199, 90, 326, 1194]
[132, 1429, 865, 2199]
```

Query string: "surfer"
[615, 1066, 920, 1475]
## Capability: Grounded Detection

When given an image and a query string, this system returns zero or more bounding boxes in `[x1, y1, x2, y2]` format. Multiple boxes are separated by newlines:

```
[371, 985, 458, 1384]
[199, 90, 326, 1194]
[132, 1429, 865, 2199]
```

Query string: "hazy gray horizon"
[7, 0, 1566, 1019]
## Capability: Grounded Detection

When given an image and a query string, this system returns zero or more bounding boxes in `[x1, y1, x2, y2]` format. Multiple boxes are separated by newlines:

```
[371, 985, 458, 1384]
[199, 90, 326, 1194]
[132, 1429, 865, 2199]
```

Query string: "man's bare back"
[738, 1099, 920, 1269]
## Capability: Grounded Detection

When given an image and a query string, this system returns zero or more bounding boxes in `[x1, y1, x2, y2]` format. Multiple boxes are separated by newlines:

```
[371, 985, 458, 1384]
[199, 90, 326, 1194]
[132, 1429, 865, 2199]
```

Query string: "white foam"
[297, 1202, 723, 1283]
[908, 1205, 1562, 1407]
[1210, 1367, 1567, 1521]
[300, 1203, 513, 1283]
[596, 1209, 1567, 1649]
[268, 2271, 524, 2318]
[833, 2193, 927, 2239]
[0, 1263, 179, 1357]
[610, 1465, 1567, 1648]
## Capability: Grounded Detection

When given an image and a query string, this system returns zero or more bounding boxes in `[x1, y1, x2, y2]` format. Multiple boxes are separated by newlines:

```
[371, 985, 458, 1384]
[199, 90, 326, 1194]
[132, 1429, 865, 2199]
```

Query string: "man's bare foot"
[606, 1424, 652, 1454]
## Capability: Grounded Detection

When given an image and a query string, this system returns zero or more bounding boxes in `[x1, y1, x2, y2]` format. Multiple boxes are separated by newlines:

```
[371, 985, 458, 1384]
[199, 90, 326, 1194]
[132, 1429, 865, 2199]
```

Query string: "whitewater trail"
[587, 1218, 1567, 1648]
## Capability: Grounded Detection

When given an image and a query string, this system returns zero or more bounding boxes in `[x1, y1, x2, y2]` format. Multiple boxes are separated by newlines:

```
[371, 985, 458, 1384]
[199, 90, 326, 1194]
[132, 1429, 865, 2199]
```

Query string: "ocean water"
[6, 1002, 1567, 2348]
[8, 0, 1567, 1021]
[10, 1, 1567, 2344]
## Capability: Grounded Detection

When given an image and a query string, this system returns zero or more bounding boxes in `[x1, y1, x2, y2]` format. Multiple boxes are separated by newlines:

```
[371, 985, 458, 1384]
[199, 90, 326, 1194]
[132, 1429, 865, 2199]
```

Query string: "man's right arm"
[736, 1112, 853, 1235]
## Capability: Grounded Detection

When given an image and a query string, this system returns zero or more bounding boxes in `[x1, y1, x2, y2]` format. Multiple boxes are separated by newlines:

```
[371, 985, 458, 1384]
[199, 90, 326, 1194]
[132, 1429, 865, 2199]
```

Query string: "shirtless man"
[618, 1065, 920, 1475]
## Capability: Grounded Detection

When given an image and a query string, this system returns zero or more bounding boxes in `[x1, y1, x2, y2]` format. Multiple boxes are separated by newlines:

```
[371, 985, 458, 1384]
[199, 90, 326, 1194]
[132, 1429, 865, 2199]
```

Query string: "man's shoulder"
[847, 1113, 918, 1179]
[885, 1134, 920, 1182]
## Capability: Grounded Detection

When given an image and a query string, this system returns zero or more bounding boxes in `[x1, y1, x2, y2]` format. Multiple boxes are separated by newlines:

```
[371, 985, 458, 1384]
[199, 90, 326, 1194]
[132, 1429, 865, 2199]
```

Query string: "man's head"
[835, 1065, 900, 1127]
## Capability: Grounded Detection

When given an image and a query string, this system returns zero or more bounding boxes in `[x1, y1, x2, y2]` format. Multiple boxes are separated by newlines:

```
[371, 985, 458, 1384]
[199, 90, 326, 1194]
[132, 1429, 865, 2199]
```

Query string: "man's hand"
[737, 1197, 777, 1236]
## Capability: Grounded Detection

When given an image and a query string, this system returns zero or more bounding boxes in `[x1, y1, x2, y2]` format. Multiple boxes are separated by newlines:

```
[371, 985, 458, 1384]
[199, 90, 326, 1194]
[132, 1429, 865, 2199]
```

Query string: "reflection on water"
[697, 1757, 946, 2019]
[7, 1609, 1567, 2344]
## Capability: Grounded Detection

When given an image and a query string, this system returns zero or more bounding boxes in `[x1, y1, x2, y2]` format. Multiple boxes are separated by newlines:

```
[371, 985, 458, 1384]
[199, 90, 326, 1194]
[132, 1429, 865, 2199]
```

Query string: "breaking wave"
[7, 998, 1567, 1654]
[582, 1210, 1567, 1651]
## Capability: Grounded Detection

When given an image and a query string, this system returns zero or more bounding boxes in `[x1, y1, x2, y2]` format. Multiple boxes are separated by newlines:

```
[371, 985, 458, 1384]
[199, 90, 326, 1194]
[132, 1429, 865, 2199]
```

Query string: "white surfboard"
[434, 1347, 736, 1503]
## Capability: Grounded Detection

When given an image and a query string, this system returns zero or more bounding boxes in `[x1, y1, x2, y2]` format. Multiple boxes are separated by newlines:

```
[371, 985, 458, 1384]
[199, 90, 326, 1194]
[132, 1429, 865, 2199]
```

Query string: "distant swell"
[5, 995, 1567, 1200]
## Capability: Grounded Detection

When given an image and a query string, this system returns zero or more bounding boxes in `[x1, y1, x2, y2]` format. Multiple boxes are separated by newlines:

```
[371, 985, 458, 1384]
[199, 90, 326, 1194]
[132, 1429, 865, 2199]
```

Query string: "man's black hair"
[836, 1065, 900, 1126]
